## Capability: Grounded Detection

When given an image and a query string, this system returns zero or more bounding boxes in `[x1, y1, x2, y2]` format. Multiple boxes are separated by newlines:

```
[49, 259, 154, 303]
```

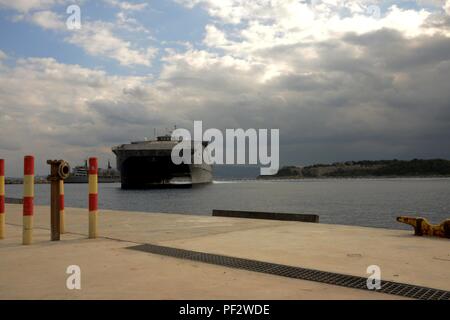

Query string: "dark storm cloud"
[159, 27, 450, 165]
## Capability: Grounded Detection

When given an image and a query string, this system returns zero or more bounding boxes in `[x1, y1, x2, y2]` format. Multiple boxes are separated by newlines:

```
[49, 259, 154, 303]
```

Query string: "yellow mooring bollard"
[60, 180, 65, 234]
[23, 156, 34, 245]
[88, 157, 98, 239]
[397, 216, 450, 239]
[0, 159, 5, 239]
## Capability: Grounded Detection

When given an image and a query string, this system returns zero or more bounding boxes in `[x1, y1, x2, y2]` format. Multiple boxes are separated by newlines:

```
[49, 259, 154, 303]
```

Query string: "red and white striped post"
[0, 159, 5, 239]
[23, 156, 34, 245]
[59, 180, 65, 234]
[88, 158, 98, 239]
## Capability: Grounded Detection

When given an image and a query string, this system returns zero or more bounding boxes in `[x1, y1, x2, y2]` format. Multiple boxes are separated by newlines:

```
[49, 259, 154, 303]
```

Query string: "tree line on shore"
[265, 159, 450, 178]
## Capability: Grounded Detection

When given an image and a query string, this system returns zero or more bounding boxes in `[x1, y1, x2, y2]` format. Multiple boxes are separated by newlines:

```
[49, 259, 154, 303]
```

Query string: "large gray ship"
[112, 135, 213, 189]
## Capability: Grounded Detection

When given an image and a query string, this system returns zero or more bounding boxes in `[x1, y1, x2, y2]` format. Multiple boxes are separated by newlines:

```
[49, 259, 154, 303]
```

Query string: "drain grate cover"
[128, 243, 450, 300]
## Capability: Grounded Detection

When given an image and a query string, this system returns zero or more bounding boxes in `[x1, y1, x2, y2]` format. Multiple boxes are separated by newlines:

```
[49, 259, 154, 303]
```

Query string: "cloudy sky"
[1, 0, 450, 176]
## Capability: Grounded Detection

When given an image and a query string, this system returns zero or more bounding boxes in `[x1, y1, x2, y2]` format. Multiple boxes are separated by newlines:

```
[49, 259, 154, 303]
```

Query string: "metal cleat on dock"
[397, 216, 450, 239]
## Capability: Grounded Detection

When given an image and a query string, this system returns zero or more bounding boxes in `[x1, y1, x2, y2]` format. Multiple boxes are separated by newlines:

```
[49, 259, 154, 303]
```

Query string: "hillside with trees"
[262, 159, 450, 179]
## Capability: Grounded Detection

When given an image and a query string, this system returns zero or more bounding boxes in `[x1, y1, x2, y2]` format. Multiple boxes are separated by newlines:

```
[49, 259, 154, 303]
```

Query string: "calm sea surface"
[5, 178, 450, 230]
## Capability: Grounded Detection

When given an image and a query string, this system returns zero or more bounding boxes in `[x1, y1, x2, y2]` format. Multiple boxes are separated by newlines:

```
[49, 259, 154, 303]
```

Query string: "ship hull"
[120, 162, 213, 189]
[113, 148, 213, 189]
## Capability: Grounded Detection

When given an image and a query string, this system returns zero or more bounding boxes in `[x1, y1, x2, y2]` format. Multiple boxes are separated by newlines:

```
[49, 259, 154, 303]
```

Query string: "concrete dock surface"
[0, 204, 449, 300]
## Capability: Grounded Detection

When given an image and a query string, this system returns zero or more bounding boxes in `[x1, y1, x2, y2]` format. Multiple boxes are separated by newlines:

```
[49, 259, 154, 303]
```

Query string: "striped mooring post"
[88, 157, 98, 239]
[60, 180, 65, 234]
[0, 159, 5, 239]
[23, 156, 34, 245]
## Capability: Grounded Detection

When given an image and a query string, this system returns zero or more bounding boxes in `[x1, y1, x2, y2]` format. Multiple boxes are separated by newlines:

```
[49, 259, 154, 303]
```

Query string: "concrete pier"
[0, 204, 449, 299]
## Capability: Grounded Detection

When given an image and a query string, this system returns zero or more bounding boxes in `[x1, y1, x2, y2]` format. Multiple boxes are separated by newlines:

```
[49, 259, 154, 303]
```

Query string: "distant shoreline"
[258, 175, 450, 180]
[6, 175, 450, 185]
[259, 159, 450, 180]
[214, 176, 450, 182]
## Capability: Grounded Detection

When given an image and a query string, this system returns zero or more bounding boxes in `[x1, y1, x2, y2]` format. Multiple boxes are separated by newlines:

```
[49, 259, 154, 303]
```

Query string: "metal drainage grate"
[128, 243, 450, 301]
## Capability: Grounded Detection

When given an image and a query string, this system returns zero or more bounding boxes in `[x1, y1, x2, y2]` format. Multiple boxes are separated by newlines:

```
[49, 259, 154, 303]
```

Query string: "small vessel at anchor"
[65, 160, 120, 184]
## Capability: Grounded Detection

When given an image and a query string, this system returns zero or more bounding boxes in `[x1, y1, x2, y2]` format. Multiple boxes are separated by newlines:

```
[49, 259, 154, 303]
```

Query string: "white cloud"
[66, 21, 157, 66]
[181, 1, 447, 47]
[0, 50, 7, 60]
[0, 57, 166, 174]
[203, 25, 230, 47]
[103, 0, 148, 11]
[197, 2, 444, 60]
[1, 0, 155, 66]
[115, 11, 151, 34]
[28, 10, 65, 30]
[0, 0, 64, 13]
[178, 0, 450, 99]
[444, 0, 450, 15]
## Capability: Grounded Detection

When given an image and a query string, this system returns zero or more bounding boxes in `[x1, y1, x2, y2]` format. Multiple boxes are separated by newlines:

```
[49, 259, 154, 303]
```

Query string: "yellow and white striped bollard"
[88, 158, 98, 239]
[23, 156, 34, 245]
[0, 159, 5, 239]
